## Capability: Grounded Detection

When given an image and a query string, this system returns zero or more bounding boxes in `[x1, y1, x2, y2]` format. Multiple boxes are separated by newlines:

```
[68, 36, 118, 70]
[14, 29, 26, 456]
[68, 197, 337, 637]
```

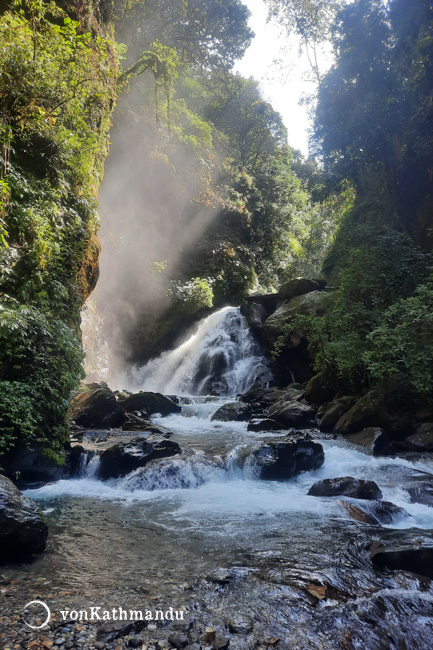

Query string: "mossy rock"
[263, 291, 328, 348]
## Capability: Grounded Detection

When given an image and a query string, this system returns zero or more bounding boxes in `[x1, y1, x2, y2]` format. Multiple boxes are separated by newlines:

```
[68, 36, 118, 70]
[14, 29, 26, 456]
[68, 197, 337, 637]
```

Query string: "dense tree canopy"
[314, 0, 433, 248]
[116, 0, 253, 69]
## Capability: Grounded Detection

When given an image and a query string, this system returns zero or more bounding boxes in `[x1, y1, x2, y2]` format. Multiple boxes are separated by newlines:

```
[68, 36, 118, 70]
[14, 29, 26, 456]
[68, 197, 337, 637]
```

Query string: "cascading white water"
[128, 306, 272, 396]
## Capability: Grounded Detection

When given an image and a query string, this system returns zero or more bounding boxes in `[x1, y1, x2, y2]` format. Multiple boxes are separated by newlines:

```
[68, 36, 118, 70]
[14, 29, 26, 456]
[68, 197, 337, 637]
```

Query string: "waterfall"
[128, 306, 272, 396]
[78, 453, 101, 479]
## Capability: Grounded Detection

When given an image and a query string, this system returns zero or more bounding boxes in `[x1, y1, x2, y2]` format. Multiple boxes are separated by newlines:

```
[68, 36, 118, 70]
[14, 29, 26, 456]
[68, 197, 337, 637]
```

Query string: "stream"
[2, 308, 433, 649]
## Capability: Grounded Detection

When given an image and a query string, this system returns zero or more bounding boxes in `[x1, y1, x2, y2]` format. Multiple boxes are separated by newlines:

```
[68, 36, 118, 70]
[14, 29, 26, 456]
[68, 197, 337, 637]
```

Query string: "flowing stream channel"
[5, 308, 433, 648]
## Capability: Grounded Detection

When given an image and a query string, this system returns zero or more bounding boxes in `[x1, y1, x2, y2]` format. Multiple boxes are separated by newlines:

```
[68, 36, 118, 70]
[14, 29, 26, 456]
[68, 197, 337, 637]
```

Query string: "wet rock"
[344, 428, 396, 456]
[244, 292, 283, 312]
[268, 400, 316, 428]
[200, 628, 216, 643]
[118, 391, 181, 416]
[373, 465, 433, 508]
[334, 391, 411, 440]
[211, 402, 251, 422]
[213, 637, 230, 649]
[401, 467, 433, 507]
[206, 568, 232, 585]
[339, 500, 409, 525]
[122, 414, 173, 437]
[241, 386, 281, 404]
[0, 474, 48, 561]
[4, 444, 65, 486]
[63, 444, 85, 479]
[247, 418, 288, 432]
[96, 620, 146, 643]
[278, 277, 321, 300]
[408, 484, 433, 507]
[69, 388, 126, 429]
[128, 637, 143, 648]
[227, 615, 254, 634]
[369, 539, 433, 579]
[99, 437, 181, 479]
[122, 413, 153, 431]
[319, 397, 357, 432]
[404, 423, 433, 451]
[121, 455, 213, 490]
[241, 301, 270, 333]
[308, 477, 383, 500]
[168, 631, 188, 648]
[253, 438, 324, 480]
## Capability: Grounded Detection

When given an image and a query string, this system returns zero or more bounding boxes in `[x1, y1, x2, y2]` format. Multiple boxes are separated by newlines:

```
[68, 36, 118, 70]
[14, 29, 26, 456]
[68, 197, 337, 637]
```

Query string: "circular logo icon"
[23, 600, 51, 629]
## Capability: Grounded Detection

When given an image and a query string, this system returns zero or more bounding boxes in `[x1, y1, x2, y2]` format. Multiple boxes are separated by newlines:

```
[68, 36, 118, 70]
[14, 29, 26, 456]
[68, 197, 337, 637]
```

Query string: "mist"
[82, 80, 223, 387]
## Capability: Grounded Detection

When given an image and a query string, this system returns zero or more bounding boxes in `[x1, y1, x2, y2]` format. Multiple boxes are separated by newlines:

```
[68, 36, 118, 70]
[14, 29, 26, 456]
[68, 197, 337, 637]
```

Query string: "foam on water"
[24, 394, 433, 531]
[118, 454, 222, 491]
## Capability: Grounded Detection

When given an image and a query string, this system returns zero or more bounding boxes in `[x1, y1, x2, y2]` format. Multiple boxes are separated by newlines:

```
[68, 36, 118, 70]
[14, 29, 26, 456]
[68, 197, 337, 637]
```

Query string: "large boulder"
[99, 437, 181, 480]
[211, 402, 251, 422]
[262, 291, 327, 349]
[319, 396, 357, 432]
[278, 277, 321, 300]
[262, 292, 328, 384]
[0, 474, 48, 561]
[241, 385, 303, 405]
[308, 477, 382, 500]
[304, 372, 337, 406]
[253, 438, 324, 480]
[404, 423, 433, 452]
[339, 500, 409, 525]
[4, 445, 65, 487]
[334, 391, 411, 440]
[69, 388, 126, 429]
[344, 428, 396, 456]
[241, 293, 284, 335]
[247, 418, 288, 432]
[241, 301, 269, 332]
[268, 400, 316, 428]
[121, 414, 173, 436]
[118, 392, 181, 417]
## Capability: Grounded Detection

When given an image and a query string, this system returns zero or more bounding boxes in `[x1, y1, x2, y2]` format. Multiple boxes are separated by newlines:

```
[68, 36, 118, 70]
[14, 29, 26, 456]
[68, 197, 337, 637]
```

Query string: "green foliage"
[297, 224, 432, 395]
[118, 41, 180, 123]
[314, 0, 433, 248]
[0, 0, 117, 310]
[0, 0, 117, 458]
[116, 0, 253, 70]
[210, 243, 257, 305]
[0, 302, 85, 456]
[169, 276, 214, 314]
[364, 281, 433, 400]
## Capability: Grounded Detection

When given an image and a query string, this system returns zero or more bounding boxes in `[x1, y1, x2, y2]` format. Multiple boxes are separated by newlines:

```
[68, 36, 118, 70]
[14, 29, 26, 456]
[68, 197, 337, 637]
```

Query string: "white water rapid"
[127, 306, 272, 395]
[19, 399, 433, 649]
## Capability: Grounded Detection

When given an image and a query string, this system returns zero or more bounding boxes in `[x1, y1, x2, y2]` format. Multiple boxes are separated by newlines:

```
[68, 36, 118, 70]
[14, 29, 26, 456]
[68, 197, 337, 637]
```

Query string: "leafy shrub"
[364, 281, 433, 400]
[0, 1, 117, 459]
[282, 224, 432, 396]
[0, 303, 84, 458]
[169, 276, 214, 314]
